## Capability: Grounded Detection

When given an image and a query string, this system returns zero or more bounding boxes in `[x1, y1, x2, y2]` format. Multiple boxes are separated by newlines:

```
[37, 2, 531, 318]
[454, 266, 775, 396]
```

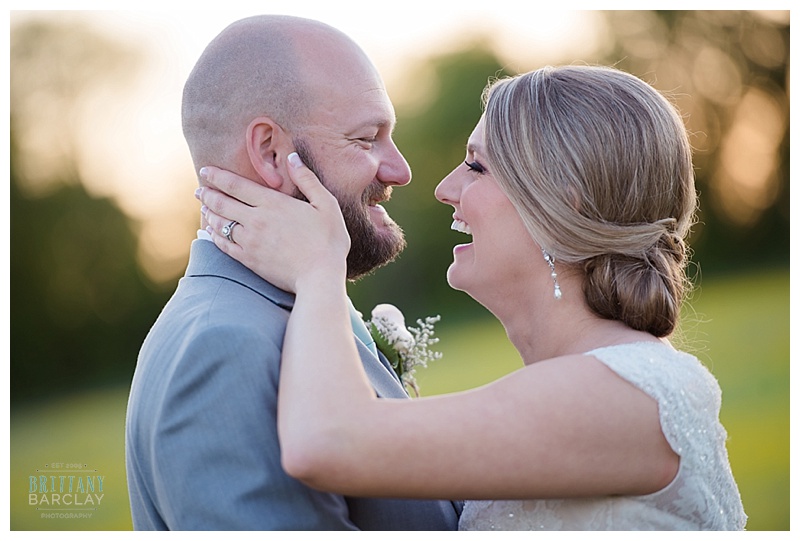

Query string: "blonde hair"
[483, 65, 697, 337]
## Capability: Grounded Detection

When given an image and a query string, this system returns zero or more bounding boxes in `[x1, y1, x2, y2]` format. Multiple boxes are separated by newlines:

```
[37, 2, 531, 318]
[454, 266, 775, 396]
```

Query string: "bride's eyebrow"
[467, 142, 483, 155]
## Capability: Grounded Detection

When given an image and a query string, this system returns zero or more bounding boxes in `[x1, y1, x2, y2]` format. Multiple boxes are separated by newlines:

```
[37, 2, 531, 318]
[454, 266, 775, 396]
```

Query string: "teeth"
[451, 219, 472, 235]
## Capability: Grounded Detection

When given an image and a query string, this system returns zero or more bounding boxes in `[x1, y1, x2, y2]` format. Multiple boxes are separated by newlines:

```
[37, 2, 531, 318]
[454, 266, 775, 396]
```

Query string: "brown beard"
[293, 138, 406, 280]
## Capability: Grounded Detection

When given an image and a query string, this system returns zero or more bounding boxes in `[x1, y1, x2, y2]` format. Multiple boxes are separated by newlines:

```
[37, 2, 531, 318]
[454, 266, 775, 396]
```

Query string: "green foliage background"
[9, 10, 790, 531]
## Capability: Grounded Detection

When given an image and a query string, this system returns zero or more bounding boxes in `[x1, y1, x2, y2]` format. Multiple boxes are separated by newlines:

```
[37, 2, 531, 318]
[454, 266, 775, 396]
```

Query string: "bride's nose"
[435, 166, 461, 206]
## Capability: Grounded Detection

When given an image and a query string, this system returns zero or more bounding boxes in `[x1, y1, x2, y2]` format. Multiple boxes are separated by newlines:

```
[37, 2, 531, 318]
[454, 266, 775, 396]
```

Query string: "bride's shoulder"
[580, 340, 723, 410]
[586, 341, 714, 381]
[517, 340, 718, 401]
[508, 340, 715, 400]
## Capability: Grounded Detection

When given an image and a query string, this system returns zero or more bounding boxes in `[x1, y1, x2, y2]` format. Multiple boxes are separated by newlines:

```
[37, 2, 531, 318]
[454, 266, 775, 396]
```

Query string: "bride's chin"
[446, 265, 469, 293]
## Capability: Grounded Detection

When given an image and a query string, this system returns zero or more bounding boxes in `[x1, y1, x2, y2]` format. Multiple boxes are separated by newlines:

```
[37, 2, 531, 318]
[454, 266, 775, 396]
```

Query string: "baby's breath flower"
[366, 304, 443, 397]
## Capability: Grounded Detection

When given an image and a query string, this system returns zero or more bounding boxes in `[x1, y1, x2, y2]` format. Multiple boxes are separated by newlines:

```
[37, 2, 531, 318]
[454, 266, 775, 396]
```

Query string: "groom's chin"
[346, 231, 406, 281]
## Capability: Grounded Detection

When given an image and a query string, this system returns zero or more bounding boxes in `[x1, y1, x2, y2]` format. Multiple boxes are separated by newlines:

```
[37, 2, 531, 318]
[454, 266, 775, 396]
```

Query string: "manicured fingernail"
[200, 205, 208, 216]
[205, 226, 213, 235]
[199, 167, 209, 181]
[288, 152, 303, 168]
[194, 188, 203, 200]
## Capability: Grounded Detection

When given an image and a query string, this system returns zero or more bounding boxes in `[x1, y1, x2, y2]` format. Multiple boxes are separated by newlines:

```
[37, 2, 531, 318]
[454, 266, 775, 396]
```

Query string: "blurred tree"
[350, 10, 789, 325]
[10, 18, 172, 402]
[10, 133, 172, 403]
[600, 10, 790, 272]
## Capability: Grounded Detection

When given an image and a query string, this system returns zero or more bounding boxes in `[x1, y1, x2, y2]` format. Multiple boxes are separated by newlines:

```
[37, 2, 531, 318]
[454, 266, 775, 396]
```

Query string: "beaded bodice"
[459, 342, 746, 531]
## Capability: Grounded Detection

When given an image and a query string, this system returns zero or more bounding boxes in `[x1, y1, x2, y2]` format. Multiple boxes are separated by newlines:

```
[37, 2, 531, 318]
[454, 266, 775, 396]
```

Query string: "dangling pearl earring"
[542, 250, 562, 300]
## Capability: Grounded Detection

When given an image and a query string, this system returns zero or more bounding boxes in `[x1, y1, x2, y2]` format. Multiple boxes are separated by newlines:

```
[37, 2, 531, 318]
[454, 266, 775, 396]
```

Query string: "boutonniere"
[366, 303, 443, 397]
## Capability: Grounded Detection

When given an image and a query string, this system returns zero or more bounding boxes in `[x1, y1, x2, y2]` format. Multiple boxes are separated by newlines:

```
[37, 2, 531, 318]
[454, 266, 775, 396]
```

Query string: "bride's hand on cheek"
[197, 154, 350, 292]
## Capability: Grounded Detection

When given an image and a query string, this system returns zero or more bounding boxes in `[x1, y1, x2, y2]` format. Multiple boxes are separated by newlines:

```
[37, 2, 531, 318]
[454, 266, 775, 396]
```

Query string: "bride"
[197, 65, 746, 530]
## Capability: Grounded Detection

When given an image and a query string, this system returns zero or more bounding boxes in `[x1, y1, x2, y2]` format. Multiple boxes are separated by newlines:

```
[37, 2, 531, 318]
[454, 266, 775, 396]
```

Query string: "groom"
[125, 15, 460, 530]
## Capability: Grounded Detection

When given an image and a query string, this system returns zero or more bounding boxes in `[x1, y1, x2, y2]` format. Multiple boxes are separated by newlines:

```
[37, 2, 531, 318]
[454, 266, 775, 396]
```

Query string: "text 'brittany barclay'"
[29, 475, 105, 507]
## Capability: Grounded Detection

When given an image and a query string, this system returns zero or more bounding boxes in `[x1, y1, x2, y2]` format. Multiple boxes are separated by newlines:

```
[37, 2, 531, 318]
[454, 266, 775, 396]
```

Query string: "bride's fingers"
[199, 165, 275, 207]
[195, 186, 238, 224]
[196, 183, 251, 227]
[286, 153, 338, 210]
[202, 205, 246, 257]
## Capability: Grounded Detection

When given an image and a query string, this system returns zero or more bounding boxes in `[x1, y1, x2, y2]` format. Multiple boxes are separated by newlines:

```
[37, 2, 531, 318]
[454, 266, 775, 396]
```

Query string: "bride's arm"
[280, 285, 676, 501]
[198, 158, 678, 501]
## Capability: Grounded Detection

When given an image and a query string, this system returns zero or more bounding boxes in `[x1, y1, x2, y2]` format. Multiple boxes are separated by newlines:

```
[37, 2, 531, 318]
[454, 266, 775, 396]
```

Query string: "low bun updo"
[583, 230, 688, 337]
[483, 65, 697, 337]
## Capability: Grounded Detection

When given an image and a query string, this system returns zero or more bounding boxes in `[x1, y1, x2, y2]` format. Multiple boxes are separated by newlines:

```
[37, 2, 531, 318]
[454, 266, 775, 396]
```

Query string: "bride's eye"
[464, 160, 486, 174]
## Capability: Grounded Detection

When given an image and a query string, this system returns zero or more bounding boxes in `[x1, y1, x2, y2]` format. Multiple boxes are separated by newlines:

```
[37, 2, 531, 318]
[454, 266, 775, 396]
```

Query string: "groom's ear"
[246, 116, 293, 192]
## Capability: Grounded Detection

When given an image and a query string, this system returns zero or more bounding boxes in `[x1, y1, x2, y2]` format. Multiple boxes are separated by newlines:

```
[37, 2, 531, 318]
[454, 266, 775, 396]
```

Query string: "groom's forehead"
[306, 84, 396, 134]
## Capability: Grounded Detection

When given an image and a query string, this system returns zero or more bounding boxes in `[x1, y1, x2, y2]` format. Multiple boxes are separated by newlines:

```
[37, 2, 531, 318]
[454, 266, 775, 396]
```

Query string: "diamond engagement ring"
[221, 220, 238, 243]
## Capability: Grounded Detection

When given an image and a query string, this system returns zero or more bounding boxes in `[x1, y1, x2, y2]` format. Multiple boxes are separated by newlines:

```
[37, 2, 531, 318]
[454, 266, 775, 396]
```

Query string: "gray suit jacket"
[125, 240, 460, 530]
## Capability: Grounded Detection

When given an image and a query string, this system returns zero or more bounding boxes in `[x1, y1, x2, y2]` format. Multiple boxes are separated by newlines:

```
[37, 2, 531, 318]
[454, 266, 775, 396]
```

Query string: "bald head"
[181, 15, 375, 174]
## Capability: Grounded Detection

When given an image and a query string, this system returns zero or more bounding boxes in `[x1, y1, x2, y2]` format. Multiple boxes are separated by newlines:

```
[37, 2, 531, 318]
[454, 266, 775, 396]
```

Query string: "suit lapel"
[354, 339, 409, 399]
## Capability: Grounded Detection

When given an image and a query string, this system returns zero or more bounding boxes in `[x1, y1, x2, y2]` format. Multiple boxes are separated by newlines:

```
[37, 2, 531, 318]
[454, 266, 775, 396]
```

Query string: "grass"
[9, 267, 789, 530]
[10, 387, 133, 530]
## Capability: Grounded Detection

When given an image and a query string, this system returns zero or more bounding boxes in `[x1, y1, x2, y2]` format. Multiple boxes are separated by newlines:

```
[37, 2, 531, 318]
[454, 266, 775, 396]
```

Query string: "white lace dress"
[459, 342, 747, 530]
